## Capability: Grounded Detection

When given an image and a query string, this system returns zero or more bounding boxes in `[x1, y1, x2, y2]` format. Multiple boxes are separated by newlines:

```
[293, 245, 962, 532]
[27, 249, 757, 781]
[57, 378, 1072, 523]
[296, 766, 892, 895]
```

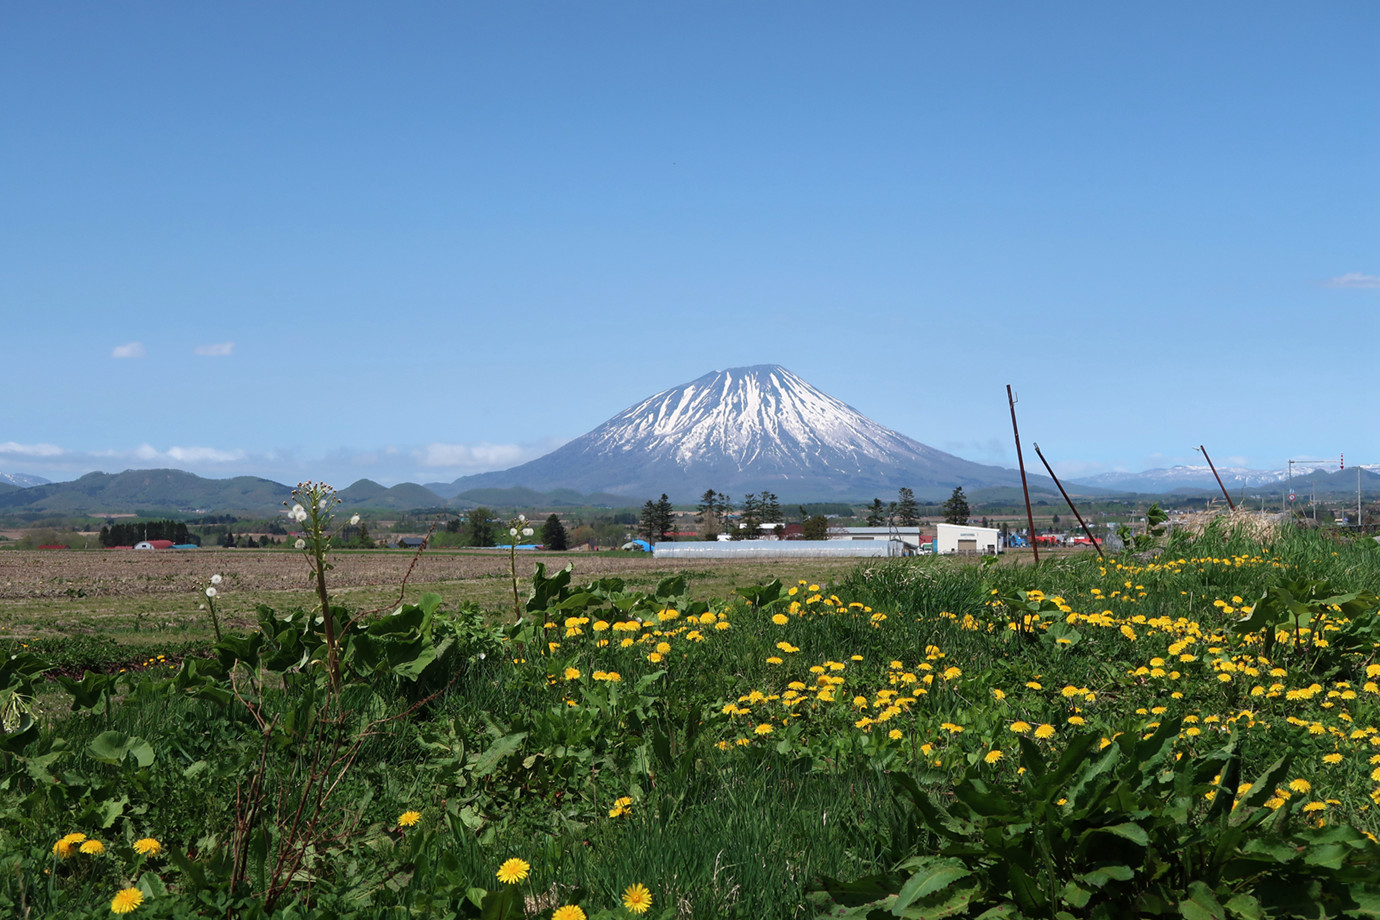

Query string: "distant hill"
[0, 469, 295, 517]
[453, 486, 634, 508]
[337, 479, 447, 511]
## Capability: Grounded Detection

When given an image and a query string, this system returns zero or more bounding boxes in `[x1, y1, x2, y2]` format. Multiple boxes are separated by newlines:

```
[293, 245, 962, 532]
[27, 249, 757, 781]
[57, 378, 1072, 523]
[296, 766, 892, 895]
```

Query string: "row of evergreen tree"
[447, 509, 569, 551]
[99, 520, 197, 547]
[639, 485, 974, 544]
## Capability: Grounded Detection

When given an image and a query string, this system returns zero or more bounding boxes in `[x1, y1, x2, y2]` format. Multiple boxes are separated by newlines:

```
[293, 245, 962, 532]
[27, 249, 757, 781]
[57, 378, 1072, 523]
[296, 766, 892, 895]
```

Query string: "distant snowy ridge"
[0, 471, 49, 488]
[1070, 463, 1379, 494]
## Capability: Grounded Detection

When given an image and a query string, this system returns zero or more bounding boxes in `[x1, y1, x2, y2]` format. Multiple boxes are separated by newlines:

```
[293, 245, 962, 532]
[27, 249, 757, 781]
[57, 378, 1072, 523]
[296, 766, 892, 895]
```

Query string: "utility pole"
[1007, 385, 1038, 564]
[1195, 445, 1235, 510]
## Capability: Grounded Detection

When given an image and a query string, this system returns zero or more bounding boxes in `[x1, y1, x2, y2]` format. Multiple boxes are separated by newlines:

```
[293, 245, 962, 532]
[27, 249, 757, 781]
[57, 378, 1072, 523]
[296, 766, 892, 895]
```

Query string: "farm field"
[0, 548, 864, 649]
[4, 515, 1380, 919]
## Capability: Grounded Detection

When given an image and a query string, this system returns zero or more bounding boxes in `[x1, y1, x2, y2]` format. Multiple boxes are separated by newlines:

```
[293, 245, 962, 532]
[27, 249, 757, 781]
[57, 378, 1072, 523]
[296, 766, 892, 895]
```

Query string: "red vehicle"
[1033, 534, 1062, 545]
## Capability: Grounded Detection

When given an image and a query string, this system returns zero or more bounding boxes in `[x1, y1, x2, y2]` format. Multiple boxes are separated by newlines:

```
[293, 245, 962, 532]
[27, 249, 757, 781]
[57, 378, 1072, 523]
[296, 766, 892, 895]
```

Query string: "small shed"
[133, 539, 175, 550]
[935, 523, 1001, 556]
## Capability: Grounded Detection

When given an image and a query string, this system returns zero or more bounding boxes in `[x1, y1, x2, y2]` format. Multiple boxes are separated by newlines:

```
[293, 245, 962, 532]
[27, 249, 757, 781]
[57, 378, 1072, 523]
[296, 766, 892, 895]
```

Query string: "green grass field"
[4, 521, 1380, 919]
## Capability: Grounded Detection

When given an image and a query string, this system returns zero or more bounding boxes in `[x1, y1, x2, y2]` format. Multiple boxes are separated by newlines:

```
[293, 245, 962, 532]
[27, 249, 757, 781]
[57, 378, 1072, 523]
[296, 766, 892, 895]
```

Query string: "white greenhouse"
[653, 540, 908, 559]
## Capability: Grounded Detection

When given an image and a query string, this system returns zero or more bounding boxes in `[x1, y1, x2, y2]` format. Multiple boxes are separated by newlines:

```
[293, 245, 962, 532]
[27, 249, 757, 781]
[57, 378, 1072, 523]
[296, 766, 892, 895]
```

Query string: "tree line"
[99, 520, 196, 547]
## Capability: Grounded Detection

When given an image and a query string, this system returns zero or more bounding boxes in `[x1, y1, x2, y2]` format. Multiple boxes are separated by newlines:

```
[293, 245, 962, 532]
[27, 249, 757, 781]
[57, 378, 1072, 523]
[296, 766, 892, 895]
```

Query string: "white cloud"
[111, 342, 146, 359]
[0, 441, 65, 457]
[122, 444, 247, 465]
[1324, 272, 1380, 289]
[417, 442, 534, 470]
[194, 342, 235, 356]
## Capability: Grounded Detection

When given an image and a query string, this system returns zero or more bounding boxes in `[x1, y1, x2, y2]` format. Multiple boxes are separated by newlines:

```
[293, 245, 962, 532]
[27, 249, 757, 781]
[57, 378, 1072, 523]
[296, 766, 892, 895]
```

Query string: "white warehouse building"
[935, 522, 1002, 555]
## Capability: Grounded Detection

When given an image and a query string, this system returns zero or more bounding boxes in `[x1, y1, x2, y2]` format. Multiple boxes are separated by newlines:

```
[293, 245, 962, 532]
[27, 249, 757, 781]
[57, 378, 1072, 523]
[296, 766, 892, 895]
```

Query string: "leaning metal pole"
[1033, 442, 1105, 561]
[1197, 444, 1237, 511]
[1007, 385, 1038, 564]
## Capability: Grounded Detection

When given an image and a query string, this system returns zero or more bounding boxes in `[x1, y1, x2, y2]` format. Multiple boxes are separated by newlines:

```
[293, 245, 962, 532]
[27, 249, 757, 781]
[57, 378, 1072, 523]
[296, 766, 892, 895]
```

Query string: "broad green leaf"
[955, 779, 1014, 818]
[897, 885, 981, 920]
[1059, 881, 1091, 909]
[1007, 864, 1044, 916]
[479, 884, 522, 920]
[1178, 880, 1225, 920]
[1341, 887, 1380, 918]
[1081, 822, 1149, 847]
[894, 860, 973, 910]
[89, 730, 155, 767]
[1302, 843, 1350, 870]
[471, 732, 527, 779]
[1078, 864, 1134, 888]
[1223, 892, 1264, 920]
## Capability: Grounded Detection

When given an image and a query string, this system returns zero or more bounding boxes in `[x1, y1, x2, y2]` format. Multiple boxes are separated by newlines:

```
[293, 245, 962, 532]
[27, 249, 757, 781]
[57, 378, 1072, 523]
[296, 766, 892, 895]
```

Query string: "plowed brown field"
[0, 548, 862, 642]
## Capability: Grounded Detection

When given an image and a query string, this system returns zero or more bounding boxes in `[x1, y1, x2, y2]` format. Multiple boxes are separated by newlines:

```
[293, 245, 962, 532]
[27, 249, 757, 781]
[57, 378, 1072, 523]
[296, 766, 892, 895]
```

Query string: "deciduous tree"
[466, 507, 496, 547]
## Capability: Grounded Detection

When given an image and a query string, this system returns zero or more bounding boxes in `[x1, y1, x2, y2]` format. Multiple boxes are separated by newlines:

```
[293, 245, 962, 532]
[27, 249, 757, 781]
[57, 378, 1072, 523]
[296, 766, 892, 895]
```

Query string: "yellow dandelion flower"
[111, 887, 145, 914]
[80, 839, 105, 855]
[53, 833, 87, 858]
[496, 858, 531, 884]
[552, 906, 586, 920]
[1009, 721, 1032, 734]
[563, 667, 580, 680]
[754, 723, 774, 735]
[771, 614, 789, 625]
[397, 811, 421, 827]
[1289, 778, 1312, 794]
[133, 838, 162, 857]
[622, 884, 653, 914]
[1034, 724, 1056, 740]
[1323, 753, 1343, 766]
[985, 749, 1004, 764]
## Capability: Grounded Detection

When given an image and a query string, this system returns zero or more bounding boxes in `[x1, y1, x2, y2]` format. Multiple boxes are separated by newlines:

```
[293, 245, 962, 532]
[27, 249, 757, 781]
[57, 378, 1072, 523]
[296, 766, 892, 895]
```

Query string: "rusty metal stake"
[1197, 445, 1237, 511]
[1032, 442, 1104, 561]
[1007, 385, 1038, 564]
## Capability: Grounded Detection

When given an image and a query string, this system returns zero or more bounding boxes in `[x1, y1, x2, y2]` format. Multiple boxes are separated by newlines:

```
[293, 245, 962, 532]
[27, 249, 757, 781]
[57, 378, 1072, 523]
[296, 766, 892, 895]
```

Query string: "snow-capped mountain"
[0, 471, 49, 488]
[1070, 464, 1380, 494]
[443, 365, 1038, 501]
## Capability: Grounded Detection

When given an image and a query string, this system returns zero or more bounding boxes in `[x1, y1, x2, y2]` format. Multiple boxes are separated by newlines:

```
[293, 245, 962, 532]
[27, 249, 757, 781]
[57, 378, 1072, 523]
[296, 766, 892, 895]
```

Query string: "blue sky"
[3, 2, 1376, 489]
